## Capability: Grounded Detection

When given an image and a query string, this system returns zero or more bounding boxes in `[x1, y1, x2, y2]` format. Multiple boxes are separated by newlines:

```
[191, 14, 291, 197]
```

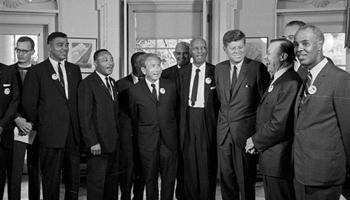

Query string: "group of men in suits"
[0, 21, 349, 200]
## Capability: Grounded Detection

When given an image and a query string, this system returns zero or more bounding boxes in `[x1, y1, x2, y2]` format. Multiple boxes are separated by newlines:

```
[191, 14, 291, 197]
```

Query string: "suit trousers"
[294, 179, 341, 200]
[139, 138, 178, 200]
[120, 136, 134, 200]
[11, 140, 40, 200]
[262, 175, 294, 200]
[183, 107, 216, 200]
[40, 132, 80, 200]
[218, 133, 256, 200]
[87, 151, 119, 200]
[175, 151, 185, 200]
[132, 137, 145, 200]
[0, 144, 12, 200]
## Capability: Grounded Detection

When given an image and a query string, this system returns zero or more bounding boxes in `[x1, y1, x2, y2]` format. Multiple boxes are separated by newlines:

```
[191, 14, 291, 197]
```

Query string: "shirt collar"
[145, 78, 159, 90]
[271, 64, 293, 85]
[96, 70, 109, 83]
[230, 59, 243, 70]
[17, 63, 32, 69]
[309, 58, 328, 82]
[192, 62, 205, 71]
[131, 73, 139, 84]
[49, 57, 65, 68]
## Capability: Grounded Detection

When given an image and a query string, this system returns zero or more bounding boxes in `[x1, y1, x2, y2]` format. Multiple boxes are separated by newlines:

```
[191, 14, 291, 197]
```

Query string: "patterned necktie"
[57, 62, 65, 88]
[298, 70, 312, 114]
[151, 83, 157, 100]
[105, 76, 114, 99]
[230, 65, 237, 95]
[191, 68, 200, 106]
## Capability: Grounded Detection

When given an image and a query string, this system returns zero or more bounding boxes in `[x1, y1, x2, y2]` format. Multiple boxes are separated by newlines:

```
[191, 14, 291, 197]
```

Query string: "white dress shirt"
[270, 66, 293, 85]
[145, 78, 159, 99]
[309, 58, 328, 86]
[49, 57, 69, 99]
[230, 60, 243, 81]
[96, 71, 115, 99]
[188, 62, 206, 108]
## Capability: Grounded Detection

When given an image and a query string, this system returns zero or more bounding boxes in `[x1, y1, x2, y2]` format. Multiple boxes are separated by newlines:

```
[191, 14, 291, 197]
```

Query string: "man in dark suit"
[10, 36, 40, 200]
[215, 30, 270, 200]
[161, 41, 190, 82]
[129, 53, 178, 200]
[283, 20, 308, 79]
[161, 41, 190, 200]
[293, 24, 350, 200]
[22, 32, 82, 200]
[245, 39, 301, 200]
[78, 49, 120, 200]
[177, 38, 219, 200]
[0, 63, 19, 200]
[116, 51, 146, 200]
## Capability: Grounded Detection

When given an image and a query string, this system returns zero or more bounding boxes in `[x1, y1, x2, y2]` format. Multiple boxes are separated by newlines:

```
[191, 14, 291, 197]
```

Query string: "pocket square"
[210, 86, 216, 90]
[3, 84, 11, 87]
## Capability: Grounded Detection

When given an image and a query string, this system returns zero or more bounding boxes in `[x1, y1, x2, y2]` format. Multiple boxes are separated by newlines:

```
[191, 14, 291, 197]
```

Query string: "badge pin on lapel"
[308, 85, 317, 94]
[4, 88, 10, 95]
[51, 74, 58, 80]
[205, 77, 212, 84]
[160, 88, 165, 94]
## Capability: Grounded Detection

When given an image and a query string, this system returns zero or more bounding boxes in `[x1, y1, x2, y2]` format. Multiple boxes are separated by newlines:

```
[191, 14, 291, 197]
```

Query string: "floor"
[3, 176, 348, 200]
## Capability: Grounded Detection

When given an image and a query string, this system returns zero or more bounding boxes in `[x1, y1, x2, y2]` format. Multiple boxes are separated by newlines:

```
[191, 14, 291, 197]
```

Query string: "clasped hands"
[245, 137, 258, 154]
[15, 116, 33, 136]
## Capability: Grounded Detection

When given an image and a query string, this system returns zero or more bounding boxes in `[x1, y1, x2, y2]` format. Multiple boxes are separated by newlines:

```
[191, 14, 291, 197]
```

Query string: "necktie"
[191, 68, 200, 106]
[298, 70, 312, 114]
[105, 76, 114, 99]
[57, 62, 65, 88]
[230, 65, 237, 95]
[151, 83, 157, 100]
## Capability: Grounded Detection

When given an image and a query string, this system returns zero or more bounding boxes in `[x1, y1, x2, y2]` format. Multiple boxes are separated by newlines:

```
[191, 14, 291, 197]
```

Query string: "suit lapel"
[204, 63, 212, 104]
[230, 58, 248, 100]
[183, 65, 192, 104]
[45, 59, 66, 98]
[92, 72, 114, 101]
[65, 61, 73, 99]
[140, 79, 158, 103]
[222, 61, 231, 103]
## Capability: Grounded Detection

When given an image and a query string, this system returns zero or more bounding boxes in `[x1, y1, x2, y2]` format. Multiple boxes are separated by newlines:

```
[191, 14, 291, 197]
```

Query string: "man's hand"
[245, 137, 257, 154]
[90, 143, 101, 156]
[15, 117, 32, 135]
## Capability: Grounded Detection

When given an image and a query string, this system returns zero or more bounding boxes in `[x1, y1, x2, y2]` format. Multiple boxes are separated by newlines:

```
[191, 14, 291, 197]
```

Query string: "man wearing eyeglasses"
[9, 36, 40, 200]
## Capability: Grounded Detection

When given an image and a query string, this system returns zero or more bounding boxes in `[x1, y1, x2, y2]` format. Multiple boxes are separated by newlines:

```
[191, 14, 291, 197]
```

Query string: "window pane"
[136, 39, 155, 49]
[156, 49, 176, 69]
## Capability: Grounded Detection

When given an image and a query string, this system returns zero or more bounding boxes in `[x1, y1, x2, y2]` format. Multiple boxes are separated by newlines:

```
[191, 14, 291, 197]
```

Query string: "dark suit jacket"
[78, 72, 119, 153]
[252, 67, 301, 178]
[161, 65, 179, 82]
[129, 78, 178, 152]
[22, 59, 82, 148]
[215, 58, 270, 150]
[177, 63, 219, 150]
[0, 63, 19, 149]
[294, 61, 350, 186]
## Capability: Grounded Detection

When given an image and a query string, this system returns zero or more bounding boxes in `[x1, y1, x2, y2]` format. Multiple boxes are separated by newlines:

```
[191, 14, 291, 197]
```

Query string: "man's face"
[264, 42, 282, 75]
[133, 54, 145, 77]
[191, 39, 207, 66]
[174, 44, 190, 67]
[94, 51, 114, 76]
[294, 29, 322, 69]
[224, 39, 246, 64]
[49, 37, 69, 61]
[142, 57, 162, 82]
[283, 25, 300, 42]
[16, 41, 34, 64]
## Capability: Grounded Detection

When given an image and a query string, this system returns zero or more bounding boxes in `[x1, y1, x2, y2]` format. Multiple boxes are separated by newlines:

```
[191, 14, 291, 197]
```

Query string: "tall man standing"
[161, 41, 191, 82]
[22, 32, 82, 200]
[10, 36, 40, 200]
[293, 24, 350, 200]
[78, 49, 120, 200]
[177, 38, 219, 200]
[245, 39, 301, 200]
[116, 51, 146, 200]
[215, 29, 270, 200]
[0, 63, 19, 200]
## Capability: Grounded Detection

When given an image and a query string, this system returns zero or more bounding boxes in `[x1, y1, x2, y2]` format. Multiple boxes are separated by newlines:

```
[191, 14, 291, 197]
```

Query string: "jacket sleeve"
[22, 68, 39, 127]
[257, 63, 271, 98]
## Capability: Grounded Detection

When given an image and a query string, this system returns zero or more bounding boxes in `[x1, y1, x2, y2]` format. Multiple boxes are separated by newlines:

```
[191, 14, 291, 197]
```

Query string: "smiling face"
[294, 28, 323, 69]
[191, 39, 207, 66]
[224, 39, 246, 65]
[142, 55, 162, 82]
[264, 41, 282, 75]
[94, 51, 114, 76]
[49, 37, 69, 61]
[174, 43, 190, 67]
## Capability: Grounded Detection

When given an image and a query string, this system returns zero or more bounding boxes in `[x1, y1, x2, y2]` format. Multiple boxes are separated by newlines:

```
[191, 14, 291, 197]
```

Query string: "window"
[136, 38, 191, 69]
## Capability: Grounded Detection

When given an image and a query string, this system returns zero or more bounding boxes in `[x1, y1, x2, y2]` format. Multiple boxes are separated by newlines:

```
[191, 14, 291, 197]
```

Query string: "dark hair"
[285, 20, 306, 28]
[270, 38, 295, 64]
[223, 29, 246, 47]
[47, 32, 67, 44]
[17, 36, 35, 50]
[93, 49, 110, 61]
[131, 51, 146, 67]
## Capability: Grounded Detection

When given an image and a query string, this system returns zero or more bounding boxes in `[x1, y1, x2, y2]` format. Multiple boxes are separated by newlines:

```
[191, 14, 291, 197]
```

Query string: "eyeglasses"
[15, 48, 32, 54]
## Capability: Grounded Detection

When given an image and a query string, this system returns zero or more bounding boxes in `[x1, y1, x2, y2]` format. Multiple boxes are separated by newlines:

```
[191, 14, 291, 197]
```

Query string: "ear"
[280, 52, 287, 62]
[93, 60, 98, 68]
[141, 67, 146, 75]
